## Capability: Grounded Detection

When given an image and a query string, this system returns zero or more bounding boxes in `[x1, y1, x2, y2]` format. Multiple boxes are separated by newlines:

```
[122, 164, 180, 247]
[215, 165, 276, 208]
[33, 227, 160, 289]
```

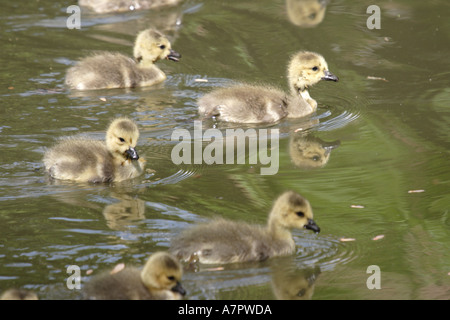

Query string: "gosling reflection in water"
[286, 0, 329, 28]
[78, 0, 182, 14]
[102, 194, 146, 230]
[0, 289, 39, 300]
[270, 259, 321, 300]
[289, 132, 340, 169]
[46, 186, 146, 230]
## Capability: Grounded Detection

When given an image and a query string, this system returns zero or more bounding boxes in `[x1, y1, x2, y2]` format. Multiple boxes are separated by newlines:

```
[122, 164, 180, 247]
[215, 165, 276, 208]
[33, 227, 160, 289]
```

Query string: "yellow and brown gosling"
[43, 117, 145, 183]
[83, 252, 186, 300]
[65, 28, 181, 91]
[170, 191, 320, 264]
[198, 51, 338, 123]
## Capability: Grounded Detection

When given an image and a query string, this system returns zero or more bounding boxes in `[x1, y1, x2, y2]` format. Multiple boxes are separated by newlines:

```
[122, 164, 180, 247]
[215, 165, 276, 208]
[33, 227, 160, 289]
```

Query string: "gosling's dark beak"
[304, 218, 320, 233]
[323, 140, 341, 156]
[321, 70, 339, 82]
[125, 147, 139, 160]
[171, 282, 186, 296]
[167, 49, 181, 62]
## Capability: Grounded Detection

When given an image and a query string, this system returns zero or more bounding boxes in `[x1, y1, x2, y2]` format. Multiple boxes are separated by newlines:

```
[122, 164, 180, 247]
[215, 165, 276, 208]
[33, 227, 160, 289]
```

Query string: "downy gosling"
[198, 51, 338, 123]
[169, 191, 320, 264]
[43, 117, 145, 183]
[65, 28, 181, 91]
[83, 252, 186, 300]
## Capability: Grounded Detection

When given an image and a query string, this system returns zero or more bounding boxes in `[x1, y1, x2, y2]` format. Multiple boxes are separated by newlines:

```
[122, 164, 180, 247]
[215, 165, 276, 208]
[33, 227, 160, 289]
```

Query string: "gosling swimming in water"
[198, 51, 338, 123]
[65, 29, 181, 91]
[43, 117, 145, 183]
[169, 191, 320, 264]
[83, 252, 186, 300]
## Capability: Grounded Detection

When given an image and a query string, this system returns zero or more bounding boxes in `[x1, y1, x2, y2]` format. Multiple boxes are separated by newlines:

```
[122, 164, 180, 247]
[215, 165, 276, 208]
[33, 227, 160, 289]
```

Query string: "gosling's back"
[83, 252, 185, 300]
[65, 52, 165, 91]
[83, 267, 155, 300]
[198, 85, 289, 123]
[43, 137, 114, 183]
[170, 218, 294, 264]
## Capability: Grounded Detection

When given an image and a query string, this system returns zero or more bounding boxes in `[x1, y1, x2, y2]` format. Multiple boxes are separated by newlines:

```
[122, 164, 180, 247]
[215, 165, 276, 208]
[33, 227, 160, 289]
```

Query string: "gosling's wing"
[198, 85, 288, 123]
[170, 219, 270, 264]
[43, 138, 113, 183]
[65, 53, 138, 90]
[83, 269, 148, 300]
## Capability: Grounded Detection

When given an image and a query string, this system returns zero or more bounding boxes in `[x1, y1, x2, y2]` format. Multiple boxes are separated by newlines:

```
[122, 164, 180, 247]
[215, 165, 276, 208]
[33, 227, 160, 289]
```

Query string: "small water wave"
[150, 169, 198, 186]
[316, 108, 361, 131]
[294, 233, 358, 270]
[314, 90, 365, 131]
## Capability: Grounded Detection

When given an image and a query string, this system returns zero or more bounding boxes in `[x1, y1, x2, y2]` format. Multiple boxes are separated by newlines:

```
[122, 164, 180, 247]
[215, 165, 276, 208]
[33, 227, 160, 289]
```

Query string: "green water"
[0, 0, 449, 300]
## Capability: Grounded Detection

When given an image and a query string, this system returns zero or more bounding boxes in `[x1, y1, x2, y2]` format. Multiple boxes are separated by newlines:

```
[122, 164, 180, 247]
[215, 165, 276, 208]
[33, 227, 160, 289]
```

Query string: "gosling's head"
[287, 51, 338, 93]
[133, 29, 181, 65]
[106, 118, 141, 161]
[269, 191, 320, 233]
[140, 252, 186, 300]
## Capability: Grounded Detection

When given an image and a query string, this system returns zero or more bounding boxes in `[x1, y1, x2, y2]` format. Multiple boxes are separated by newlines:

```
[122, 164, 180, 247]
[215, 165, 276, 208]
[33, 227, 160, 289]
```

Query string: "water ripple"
[294, 233, 358, 270]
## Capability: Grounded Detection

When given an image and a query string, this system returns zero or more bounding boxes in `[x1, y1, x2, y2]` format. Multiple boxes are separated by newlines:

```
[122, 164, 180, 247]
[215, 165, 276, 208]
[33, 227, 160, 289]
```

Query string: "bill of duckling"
[43, 117, 145, 183]
[0, 288, 38, 300]
[79, 0, 182, 14]
[65, 29, 181, 91]
[83, 252, 186, 300]
[198, 51, 338, 124]
[169, 191, 320, 264]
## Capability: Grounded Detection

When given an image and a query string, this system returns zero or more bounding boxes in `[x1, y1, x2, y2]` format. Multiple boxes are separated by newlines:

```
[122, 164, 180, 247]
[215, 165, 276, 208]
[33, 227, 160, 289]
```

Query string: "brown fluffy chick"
[170, 191, 320, 264]
[43, 117, 145, 183]
[198, 51, 337, 123]
[65, 29, 181, 90]
[83, 252, 186, 300]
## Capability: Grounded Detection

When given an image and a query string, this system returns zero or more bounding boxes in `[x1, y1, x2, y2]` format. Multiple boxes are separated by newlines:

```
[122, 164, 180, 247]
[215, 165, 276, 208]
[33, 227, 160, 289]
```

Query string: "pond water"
[0, 0, 449, 300]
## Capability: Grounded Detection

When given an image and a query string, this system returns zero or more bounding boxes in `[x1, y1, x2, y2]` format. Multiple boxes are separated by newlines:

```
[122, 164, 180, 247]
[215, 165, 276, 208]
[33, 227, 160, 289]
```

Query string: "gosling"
[169, 191, 320, 264]
[43, 117, 145, 183]
[198, 51, 338, 123]
[65, 29, 181, 91]
[83, 252, 186, 300]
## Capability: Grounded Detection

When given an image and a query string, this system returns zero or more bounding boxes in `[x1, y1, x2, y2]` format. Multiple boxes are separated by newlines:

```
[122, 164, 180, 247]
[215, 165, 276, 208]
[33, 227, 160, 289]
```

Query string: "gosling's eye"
[312, 155, 320, 161]
[118, 137, 125, 143]
[167, 276, 175, 281]
[296, 211, 305, 217]
[297, 288, 307, 297]
[312, 66, 318, 71]
[159, 45, 166, 49]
